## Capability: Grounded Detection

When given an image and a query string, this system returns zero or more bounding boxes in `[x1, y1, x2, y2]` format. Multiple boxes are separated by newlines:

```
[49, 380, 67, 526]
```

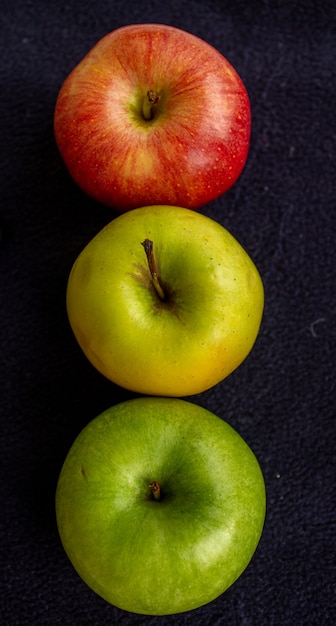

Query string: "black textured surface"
[1, 1, 335, 624]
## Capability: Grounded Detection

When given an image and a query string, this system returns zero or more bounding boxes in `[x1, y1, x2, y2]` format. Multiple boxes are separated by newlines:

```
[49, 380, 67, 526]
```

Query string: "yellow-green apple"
[54, 23, 251, 212]
[66, 205, 264, 396]
[56, 397, 266, 615]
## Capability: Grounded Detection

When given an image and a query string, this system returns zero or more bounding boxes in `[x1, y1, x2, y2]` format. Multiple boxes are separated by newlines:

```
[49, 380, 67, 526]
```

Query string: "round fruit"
[56, 397, 266, 615]
[54, 23, 251, 211]
[66, 205, 264, 396]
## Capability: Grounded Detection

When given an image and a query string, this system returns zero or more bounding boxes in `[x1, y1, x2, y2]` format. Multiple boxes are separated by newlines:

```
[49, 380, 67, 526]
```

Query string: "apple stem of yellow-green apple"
[141, 239, 166, 301]
[149, 481, 161, 501]
[142, 90, 160, 121]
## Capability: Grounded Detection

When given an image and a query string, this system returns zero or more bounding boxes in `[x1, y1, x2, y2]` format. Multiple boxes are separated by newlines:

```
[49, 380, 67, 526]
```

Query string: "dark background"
[1, 1, 335, 624]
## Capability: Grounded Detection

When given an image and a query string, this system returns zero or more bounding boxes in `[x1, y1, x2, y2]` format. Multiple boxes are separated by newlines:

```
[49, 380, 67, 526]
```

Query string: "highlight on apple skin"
[54, 23, 251, 212]
[66, 205, 264, 397]
[55, 397, 266, 615]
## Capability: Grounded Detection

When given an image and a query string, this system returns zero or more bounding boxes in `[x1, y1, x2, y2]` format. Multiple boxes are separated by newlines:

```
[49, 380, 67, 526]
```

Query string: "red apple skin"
[54, 24, 251, 212]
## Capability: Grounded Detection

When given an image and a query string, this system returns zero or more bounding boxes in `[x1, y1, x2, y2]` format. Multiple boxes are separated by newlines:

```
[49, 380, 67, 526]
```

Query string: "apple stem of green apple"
[141, 239, 166, 301]
[149, 481, 161, 501]
[142, 90, 160, 121]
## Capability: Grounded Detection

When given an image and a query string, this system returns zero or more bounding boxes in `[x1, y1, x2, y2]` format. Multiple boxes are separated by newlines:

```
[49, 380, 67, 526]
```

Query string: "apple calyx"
[149, 481, 161, 501]
[142, 90, 161, 121]
[141, 239, 166, 301]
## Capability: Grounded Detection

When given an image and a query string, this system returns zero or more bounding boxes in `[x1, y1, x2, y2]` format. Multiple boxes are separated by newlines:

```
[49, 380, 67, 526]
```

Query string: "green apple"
[66, 205, 264, 397]
[56, 397, 266, 615]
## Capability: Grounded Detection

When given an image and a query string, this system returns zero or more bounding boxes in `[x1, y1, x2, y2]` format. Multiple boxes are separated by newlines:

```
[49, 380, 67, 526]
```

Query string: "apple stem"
[142, 90, 160, 121]
[141, 239, 166, 301]
[149, 481, 161, 501]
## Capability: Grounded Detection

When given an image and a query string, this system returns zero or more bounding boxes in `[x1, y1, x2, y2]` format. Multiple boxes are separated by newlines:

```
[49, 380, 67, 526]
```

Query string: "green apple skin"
[56, 397, 266, 615]
[66, 205, 264, 397]
[54, 23, 250, 212]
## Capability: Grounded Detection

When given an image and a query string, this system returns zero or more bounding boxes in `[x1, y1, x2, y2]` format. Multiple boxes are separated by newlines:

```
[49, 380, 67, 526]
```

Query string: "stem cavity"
[142, 90, 160, 121]
[141, 239, 166, 301]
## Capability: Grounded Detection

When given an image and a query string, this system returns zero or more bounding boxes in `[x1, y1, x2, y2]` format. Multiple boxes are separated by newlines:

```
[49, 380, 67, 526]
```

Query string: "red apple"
[54, 23, 251, 212]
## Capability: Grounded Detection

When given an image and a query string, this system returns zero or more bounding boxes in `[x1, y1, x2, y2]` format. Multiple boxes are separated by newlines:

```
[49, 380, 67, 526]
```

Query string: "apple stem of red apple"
[149, 481, 161, 501]
[141, 239, 166, 301]
[142, 90, 160, 121]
